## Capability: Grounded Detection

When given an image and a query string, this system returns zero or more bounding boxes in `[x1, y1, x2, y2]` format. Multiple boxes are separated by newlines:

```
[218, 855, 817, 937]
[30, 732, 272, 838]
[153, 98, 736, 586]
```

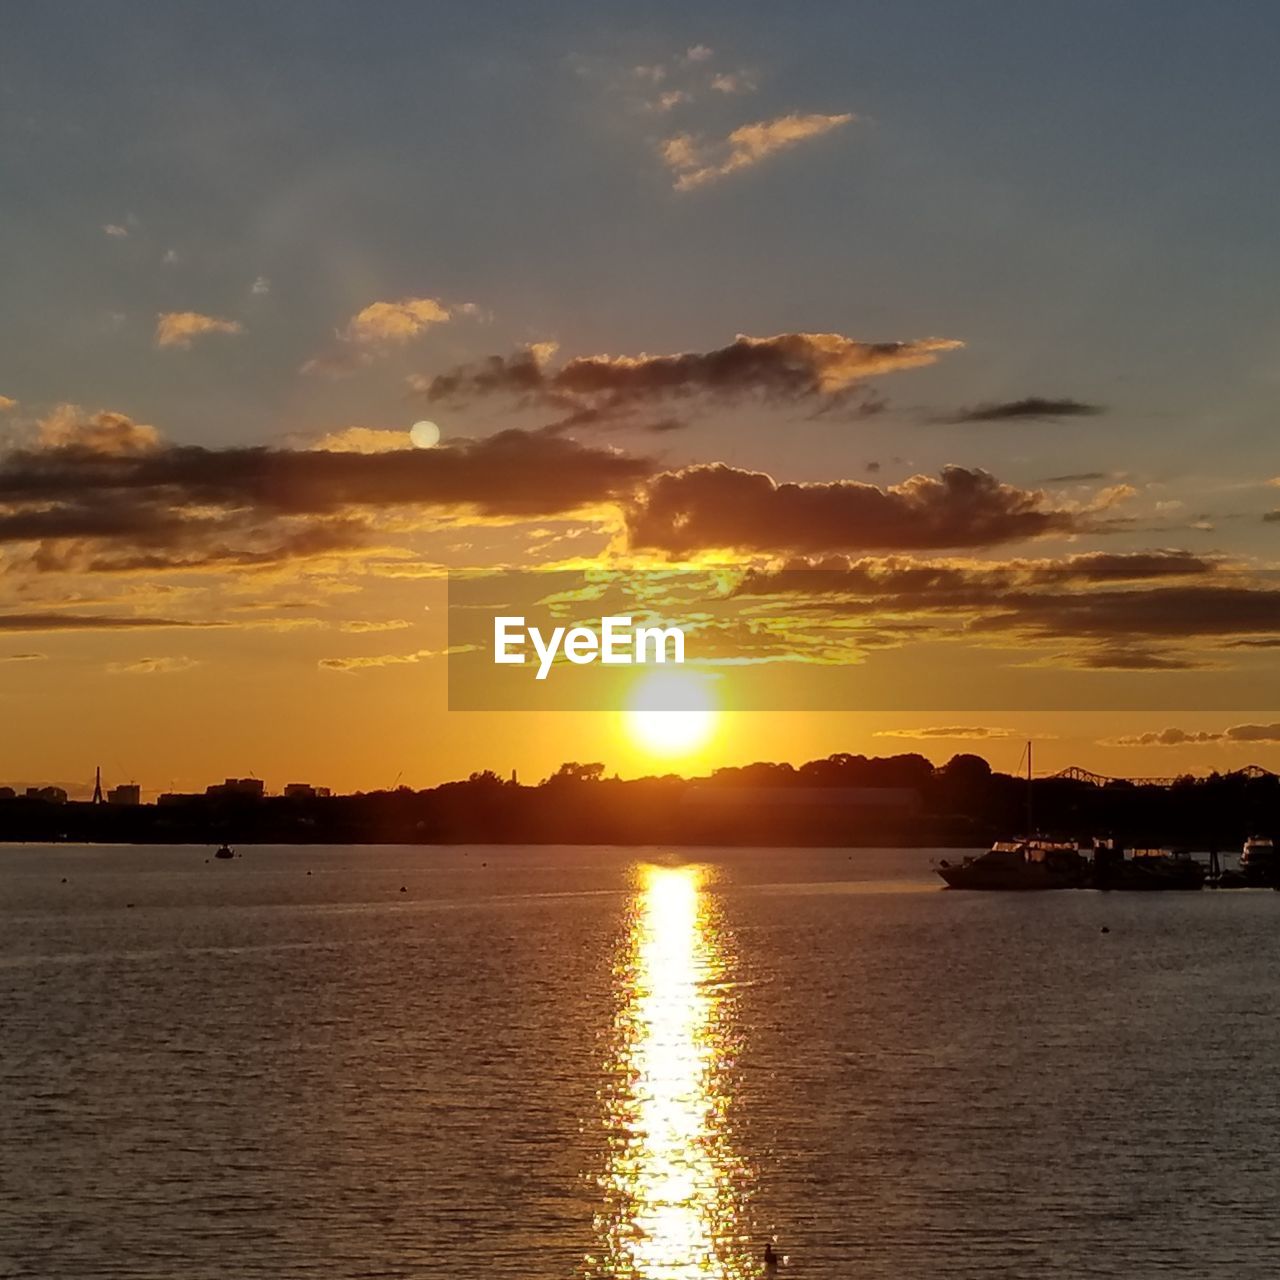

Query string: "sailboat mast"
[1026, 740, 1034, 837]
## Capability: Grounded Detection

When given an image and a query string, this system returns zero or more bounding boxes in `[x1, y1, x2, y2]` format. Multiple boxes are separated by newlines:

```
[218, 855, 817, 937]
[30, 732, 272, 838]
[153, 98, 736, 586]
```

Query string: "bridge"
[1049, 764, 1278, 787]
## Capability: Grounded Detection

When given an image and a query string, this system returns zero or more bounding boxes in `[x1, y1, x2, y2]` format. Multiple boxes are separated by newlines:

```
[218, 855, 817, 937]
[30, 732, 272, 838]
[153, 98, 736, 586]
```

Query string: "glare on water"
[589, 865, 755, 1279]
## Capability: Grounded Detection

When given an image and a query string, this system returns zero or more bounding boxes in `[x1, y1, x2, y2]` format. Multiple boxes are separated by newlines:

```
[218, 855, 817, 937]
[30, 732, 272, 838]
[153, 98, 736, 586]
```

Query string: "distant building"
[206, 777, 266, 799]
[107, 784, 141, 806]
[0, 786, 14, 800]
[283, 783, 331, 799]
[26, 785, 68, 803]
[157, 792, 200, 806]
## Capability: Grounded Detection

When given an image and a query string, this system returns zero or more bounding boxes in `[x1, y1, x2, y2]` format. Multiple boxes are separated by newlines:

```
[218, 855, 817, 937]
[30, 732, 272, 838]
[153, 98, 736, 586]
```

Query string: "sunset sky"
[2, 1, 1278, 796]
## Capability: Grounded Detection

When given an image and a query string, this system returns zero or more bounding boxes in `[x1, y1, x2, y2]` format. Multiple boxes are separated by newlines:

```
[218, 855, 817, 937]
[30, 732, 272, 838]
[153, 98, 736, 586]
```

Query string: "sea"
[2, 843, 1279, 1279]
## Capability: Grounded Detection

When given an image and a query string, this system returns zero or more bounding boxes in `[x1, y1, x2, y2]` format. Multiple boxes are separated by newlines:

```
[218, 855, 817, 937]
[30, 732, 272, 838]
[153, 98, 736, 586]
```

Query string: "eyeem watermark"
[494, 615, 686, 680]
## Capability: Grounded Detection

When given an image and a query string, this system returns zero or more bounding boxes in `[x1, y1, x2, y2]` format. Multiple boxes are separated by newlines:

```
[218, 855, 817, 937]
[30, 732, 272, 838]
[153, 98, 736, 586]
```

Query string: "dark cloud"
[972, 584, 1280, 643]
[1066, 646, 1206, 671]
[1264, 510, 1280, 523]
[0, 416, 653, 571]
[1042, 471, 1108, 484]
[940, 397, 1104, 424]
[735, 551, 1216, 601]
[415, 332, 962, 430]
[727, 556, 1276, 671]
[0, 613, 204, 631]
[1112, 723, 1280, 746]
[626, 464, 1078, 555]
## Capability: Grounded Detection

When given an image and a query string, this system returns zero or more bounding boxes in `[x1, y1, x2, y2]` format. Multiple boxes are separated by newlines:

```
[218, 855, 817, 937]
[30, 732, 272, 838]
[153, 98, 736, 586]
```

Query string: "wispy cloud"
[154, 312, 243, 349]
[338, 619, 412, 633]
[319, 648, 441, 672]
[0, 397, 17, 413]
[940, 397, 1104, 424]
[106, 655, 201, 675]
[1108, 723, 1280, 746]
[876, 726, 1017, 740]
[663, 111, 853, 190]
[102, 223, 129, 238]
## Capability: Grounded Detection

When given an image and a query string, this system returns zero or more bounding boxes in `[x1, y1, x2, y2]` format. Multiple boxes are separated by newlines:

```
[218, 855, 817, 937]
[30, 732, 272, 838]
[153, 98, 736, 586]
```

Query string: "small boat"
[1240, 835, 1278, 886]
[214, 843, 234, 860]
[1092, 842, 1206, 891]
[937, 839, 1091, 891]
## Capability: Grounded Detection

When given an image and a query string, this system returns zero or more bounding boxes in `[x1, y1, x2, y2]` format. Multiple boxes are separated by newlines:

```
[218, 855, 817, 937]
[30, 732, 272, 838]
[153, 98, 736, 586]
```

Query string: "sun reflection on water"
[588, 865, 754, 1279]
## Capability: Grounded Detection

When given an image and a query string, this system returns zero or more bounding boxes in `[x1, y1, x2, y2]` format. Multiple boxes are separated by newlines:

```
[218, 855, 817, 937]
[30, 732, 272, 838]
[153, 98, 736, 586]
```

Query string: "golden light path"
[588, 866, 754, 1279]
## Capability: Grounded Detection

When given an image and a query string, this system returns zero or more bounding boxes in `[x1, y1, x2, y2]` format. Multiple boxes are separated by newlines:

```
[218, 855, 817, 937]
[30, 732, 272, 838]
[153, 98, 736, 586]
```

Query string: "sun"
[624, 670, 718, 759]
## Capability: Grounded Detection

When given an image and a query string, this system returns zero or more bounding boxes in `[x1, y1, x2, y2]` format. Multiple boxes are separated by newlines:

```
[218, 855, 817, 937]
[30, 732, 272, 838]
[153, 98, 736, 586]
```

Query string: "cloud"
[1264, 510, 1280, 523]
[1042, 471, 1108, 484]
[0, 652, 46, 662]
[154, 312, 243, 349]
[1066, 646, 1206, 671]
[626, 464, 1077, 555]
[342, 297, 450, 345]
[710, 72, 753, 94]
[338, 619, 412, 633]
[683, 44, 714, 64]
[103, 224, 129, 238]
[106, 656, 200, 675]
[0, 412, 653, 571]
[162, 249, 179, 265]
[308, 427, 411, 454]
[35, 406, 161, 455]
[1109, 723, 1280, 746]
[941, 397, 1104, 424]
[0, 397, 17, 413]
[662, 111, 853, 190]
[301, 296, 459, 377]
[318, 648, 441, 672]
[418, 331, 962, 429]
[875, 726, 1016, 740]
[251, 276, 271, 295]
[969, 583, 1280, 643]
[0, 613, 204, 632]
[726, 554, 1277, 670]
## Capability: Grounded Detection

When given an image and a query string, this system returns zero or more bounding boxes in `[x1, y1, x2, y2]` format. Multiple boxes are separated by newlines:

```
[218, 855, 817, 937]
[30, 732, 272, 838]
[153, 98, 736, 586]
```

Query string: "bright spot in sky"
[409, 419, 440, 448]
[625, 670, 717, 758]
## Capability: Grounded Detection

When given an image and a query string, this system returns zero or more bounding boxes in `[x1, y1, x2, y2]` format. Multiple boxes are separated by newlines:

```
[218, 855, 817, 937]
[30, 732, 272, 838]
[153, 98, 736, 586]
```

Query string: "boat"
[1091, 842, 1206, 891]
[214, 843, 234, 860]
[936, 742, 1092, 890]
[937, 839, 1091, 890]
[1240, 835, 1278, 885]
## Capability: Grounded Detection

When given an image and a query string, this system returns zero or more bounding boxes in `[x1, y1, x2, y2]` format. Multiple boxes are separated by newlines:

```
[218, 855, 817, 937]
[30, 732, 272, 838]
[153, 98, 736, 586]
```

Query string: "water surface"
[2, 844, 1278, 1278]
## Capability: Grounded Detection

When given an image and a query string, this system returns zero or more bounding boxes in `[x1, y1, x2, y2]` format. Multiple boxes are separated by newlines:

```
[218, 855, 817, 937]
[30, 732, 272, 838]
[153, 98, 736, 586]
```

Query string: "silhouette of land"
[0, 754, 1276, 849]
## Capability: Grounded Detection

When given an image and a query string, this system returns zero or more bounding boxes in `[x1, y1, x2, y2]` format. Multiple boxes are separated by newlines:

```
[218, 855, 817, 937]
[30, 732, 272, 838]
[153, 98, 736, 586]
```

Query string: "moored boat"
[1240, 835, 1278, 886]
[937, 839, 1091, 890]
[1092, 843, 1206, 891]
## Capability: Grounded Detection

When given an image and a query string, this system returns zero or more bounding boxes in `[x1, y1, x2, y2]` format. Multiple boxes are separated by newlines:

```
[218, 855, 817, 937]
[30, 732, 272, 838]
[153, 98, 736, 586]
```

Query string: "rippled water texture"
[3, 844, 1280, 1278]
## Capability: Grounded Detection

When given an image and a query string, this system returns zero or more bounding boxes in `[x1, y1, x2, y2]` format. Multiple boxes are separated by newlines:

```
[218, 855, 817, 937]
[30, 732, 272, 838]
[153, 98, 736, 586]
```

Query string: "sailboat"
[936, 742, 1090, 890]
